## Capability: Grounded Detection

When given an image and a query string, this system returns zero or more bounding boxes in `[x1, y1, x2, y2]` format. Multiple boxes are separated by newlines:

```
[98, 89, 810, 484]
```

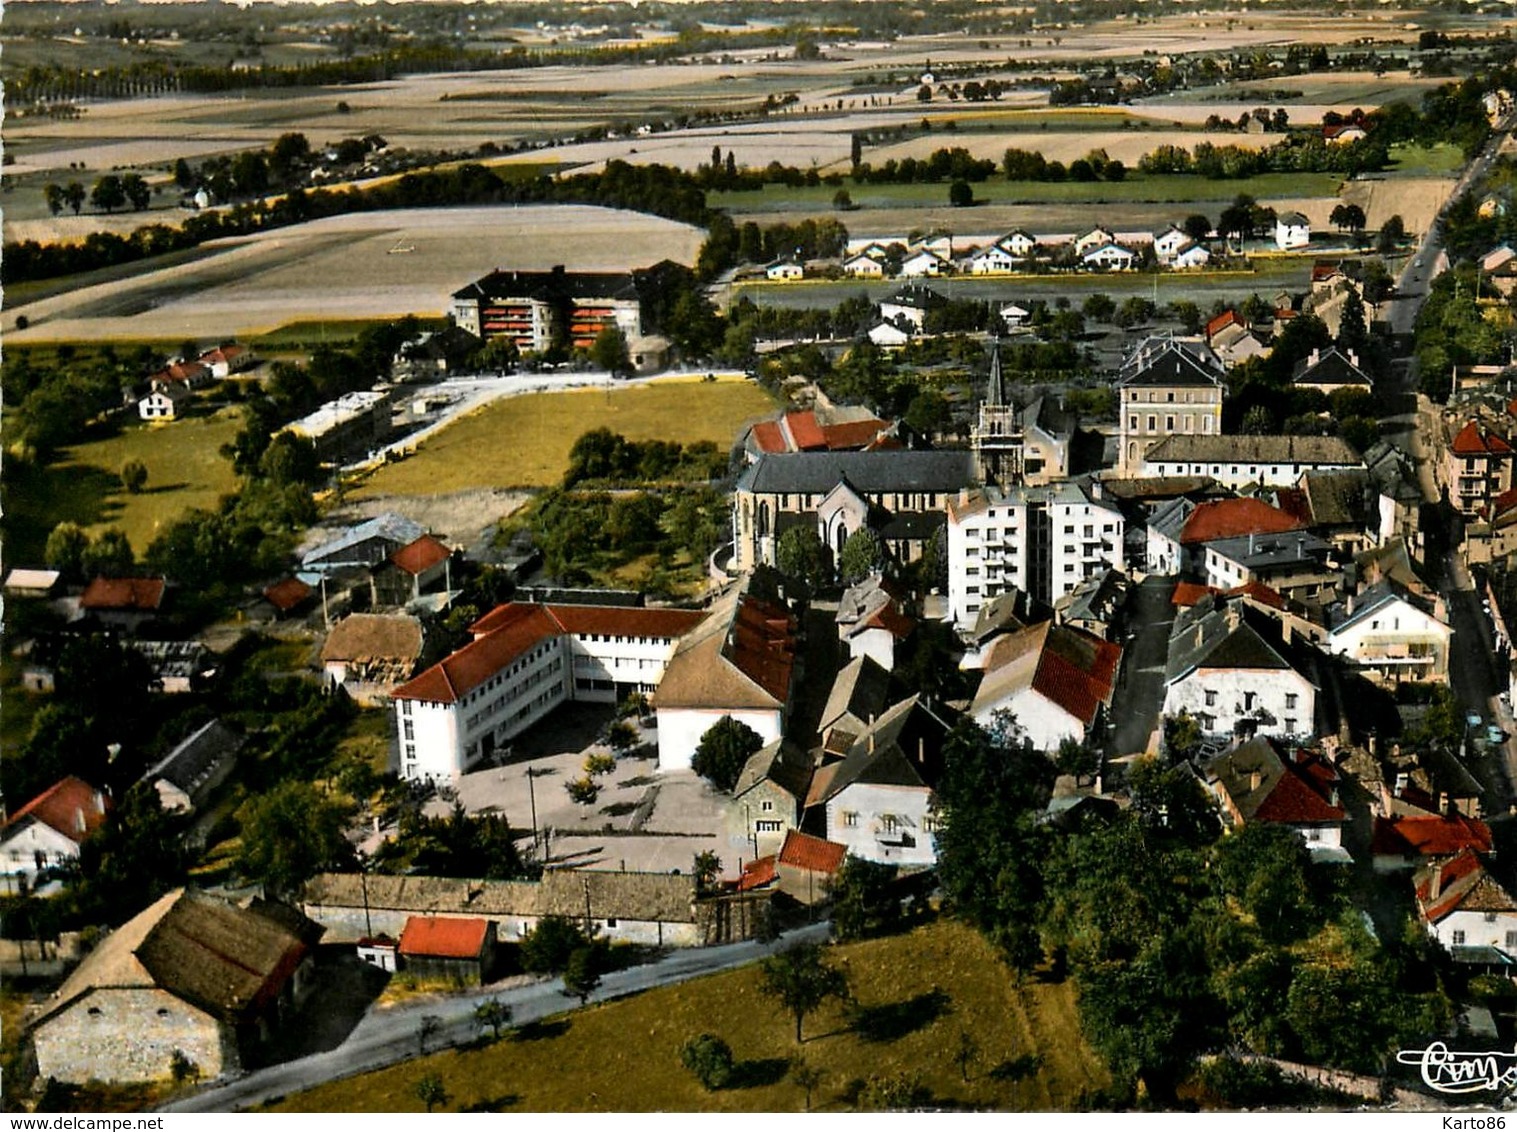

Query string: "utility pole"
[527, 768, 539, 860]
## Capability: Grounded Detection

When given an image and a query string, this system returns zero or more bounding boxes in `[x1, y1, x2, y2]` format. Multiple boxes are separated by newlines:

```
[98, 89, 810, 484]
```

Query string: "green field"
[709, 171, 1345, 215]
[1, 406, 242, 565]
[1385, 142, 1467, 177]
[268, 919, 1110, 1113]
[353, 378, 777, 497]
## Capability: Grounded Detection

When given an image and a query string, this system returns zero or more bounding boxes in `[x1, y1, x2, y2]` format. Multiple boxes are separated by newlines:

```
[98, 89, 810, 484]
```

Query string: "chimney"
[1308, 347, 1319, 368]
[869, 732, 876, 754]
[1094, 773, 1104, 795]
[1328, 786, 1339, 808]
[1249, 769, 1262, 792]
[918, 737, 926, 765]
[93, 791, 105, 814]
[1346, 592, 1355, 616]
[1429, 863, 1443, 902]
[74, 808, 87, 834]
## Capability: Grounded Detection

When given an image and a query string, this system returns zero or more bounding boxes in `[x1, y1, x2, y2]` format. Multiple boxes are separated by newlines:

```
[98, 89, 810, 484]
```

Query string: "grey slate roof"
[820, 655, 893, 736]
[733, 737, 816, 802]
[141, 720, 245, 796]
[1144, 434, 1362, 466]
[1165, 599, 1298, 684]
[1327, 579, 1440, 635]
[1202, 530, 1331, 572]
[735, 451, 977, 495]
[1292, 347, 1372, 387]
[302, 513, 426, 570]
[1117, 335, 1225, 387]
[1299, 469, 1375, 528]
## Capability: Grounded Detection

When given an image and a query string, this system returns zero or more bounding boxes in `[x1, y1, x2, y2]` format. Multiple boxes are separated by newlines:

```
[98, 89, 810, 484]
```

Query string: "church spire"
[986, 336, 1005, 407]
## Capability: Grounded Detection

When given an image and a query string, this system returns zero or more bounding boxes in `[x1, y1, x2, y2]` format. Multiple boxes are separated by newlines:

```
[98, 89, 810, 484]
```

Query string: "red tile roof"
[198, 344, 247, 367]
[541, 604, 707, 641]
[396, 605, 562, 704]
[1494, 486, 1517, 519]
[781, 411, 827, 451]
[402, 602, 709, 704]
[1415, 849, 1517, 923]
[390, 534, 451, 576]
[263, 577, 313, 612]
[1171, 582, 1219, 607]
[1252, 751, 1344, 825]
[1372, 813, 1493, 859]
[1205, 310, 1242, 339]
[1033, 640, 1121, 726]
[734, 855, 778, 892]
[863, 602, 916, 641]
[1179, 498, 1305, 545]
[778, 830, 847, 875]
[1452, 420, 1514, 456]
[398, 915, 491, 959]
[822, 418, 889, 449]
[156, 361, 211, 384]
[750, 420, 787, 453]
[726, 594, 798, 702]
[5, 776, 111, 844]
[1311, 261, 1345, 283]
[80, 576, 165, 612]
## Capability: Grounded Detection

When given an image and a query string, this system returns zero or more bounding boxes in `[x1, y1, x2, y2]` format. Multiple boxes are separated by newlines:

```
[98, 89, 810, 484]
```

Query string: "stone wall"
[33, 988, 232, 1084]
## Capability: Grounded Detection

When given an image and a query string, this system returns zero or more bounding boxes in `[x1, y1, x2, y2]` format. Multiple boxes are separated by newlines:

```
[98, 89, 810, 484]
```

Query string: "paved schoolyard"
[423, 715, 732, 877]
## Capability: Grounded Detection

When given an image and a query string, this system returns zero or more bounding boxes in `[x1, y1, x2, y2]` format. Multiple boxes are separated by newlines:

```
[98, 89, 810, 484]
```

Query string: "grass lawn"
[267, 919, 1109, 1113]
[709, 171, 1344, 215]
[1385, 142, 1467, 177]
[0, 406, 242, 565]
[352, 377, 777, 497]
[250, 318, 445, 351]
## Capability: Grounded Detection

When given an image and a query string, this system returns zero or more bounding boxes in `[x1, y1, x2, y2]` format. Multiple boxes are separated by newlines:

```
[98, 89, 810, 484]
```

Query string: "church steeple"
[972, 336, 1023, 488]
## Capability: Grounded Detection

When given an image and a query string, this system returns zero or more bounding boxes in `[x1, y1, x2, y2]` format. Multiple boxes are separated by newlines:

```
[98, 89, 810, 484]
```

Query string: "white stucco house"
[900, 249, 949, 277]
[969, 620, 1122, 752]
[1415, 850, 1517, 960]
[1172, 242, 1211, 270]
[1, 777, 111, 896]
[1162, 597, 1320, 743]
[1153, 225, 1190, 263]
[966, 245, 1021, 275]
[1081, 242, 1137, 272]
[1324, 580, 1451, 686]
[843, 252, 888, 278]
[1275, 211, 1312, 250]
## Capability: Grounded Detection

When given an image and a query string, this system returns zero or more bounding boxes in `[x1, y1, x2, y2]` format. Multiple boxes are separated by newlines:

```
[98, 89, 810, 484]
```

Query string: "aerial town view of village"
[15, 0, 1517, 1114]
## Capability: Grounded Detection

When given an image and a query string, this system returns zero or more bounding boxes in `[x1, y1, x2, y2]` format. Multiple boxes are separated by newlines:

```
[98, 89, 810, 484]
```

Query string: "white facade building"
[1141, 434, 1363, 490]
[391, 603, 707, 782]
[1275, 212, 1312, 250]
[946, 482, 1125, 628]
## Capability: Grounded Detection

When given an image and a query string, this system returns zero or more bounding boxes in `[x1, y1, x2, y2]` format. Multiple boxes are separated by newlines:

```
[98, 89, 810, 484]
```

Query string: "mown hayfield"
[1, 406, 242, 565]
[352, 377, 777, 497]
[267, 919, 1110, 1113]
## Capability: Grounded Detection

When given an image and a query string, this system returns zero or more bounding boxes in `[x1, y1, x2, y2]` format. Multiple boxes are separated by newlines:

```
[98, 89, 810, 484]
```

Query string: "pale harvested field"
[5, 206, 200, 245]
[862, 127, 1276, 169]
[5, 204, 705, 345]
[1339, 176, 1457, 235]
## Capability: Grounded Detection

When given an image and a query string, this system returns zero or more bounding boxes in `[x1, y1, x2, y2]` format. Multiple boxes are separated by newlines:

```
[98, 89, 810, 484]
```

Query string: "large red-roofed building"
[392, 601, 708, 782]
[1446, 418, 1514, 518]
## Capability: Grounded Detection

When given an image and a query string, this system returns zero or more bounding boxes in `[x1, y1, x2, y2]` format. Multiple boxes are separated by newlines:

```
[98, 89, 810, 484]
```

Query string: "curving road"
[163, 921, 829, 1113]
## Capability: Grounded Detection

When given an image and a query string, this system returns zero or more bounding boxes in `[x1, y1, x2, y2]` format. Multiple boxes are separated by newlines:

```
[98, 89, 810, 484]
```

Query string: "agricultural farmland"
[5, 204, 706, 345]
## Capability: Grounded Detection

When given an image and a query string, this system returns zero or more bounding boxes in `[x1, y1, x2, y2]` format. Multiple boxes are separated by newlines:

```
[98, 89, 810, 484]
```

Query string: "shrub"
[583, 752, 616, 777]
[520, 915, 589, 974]
[680, 1033, 736, 1090]
[565, 776, 599, 805]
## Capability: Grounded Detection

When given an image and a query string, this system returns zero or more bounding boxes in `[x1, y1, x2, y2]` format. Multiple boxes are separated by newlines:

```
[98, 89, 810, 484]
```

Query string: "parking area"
[424, 709, 730, 878]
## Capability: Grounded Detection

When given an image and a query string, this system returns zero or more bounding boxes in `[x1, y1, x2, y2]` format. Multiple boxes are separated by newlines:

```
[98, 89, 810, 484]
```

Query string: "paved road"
[1385, 114, 1513, 337]
[1108, 575, 1178, 759]
[165, 921, 830, 1113]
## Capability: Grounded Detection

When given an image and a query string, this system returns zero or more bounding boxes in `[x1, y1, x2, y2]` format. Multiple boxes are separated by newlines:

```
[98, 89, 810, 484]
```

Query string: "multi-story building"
[1141, 433, 1363, 490]
[731, 450, 976, 574]
[946, 481, 1125, 628]
[391, 602, 707, 782]
[1445, 419, 1514, 519]
[1115, 336, 1226, 475]
[450, 265, 642, 354]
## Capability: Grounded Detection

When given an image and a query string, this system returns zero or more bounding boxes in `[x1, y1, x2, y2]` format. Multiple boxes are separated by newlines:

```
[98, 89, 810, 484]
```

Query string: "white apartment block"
[392, 603, 707, 783]
[946, 482, 1125, 628]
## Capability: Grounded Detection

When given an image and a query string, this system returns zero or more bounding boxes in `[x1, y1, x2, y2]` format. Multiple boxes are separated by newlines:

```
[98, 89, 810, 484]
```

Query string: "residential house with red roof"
[79, 576, 166, 631]
[835, 574, 916, 671]
[655, 589, 798, 772]
[969, 621, 1122, 752]
[1414, 850, 1517, 961]
[28, 888, 318, 1083]
[372, 534, 454, 606]
[1202, 736, 1347, 859]
[391, 601, 707, 782]
[1445, 419, 1514, 519]
[150, 360, 213, 391]
[804, 695, 956, 867]
[1, 777, 111, 895]
[398, 915, 497, 986]
[1146, 495, 1305, 577]
[743, 407, 900, 460]
[1371, 813, 1492, 873]
[196, 343, 254, 380]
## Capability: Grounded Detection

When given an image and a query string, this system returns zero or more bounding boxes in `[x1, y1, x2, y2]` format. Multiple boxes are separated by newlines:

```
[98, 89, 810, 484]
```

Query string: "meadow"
[266, 919, 1110, 1113]
[1, 405, 242, 565]
[351, 377, 777, 497]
